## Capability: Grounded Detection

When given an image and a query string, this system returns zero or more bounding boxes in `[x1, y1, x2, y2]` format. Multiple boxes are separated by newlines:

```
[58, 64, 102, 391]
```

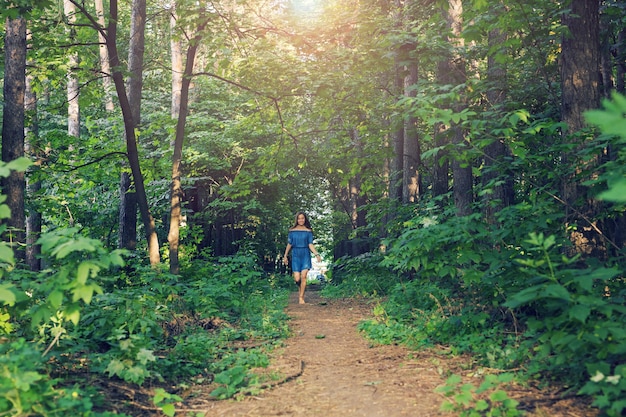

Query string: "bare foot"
[299, 298, 306, 304]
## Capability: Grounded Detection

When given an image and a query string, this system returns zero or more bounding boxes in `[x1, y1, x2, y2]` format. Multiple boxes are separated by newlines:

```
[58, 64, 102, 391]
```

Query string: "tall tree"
[389, 0, 405, 203]
[117, 0, 146, 252]
[560, 0, 601, 254]
[168, 15, 208, 274]
[2, 14, 27, 262]
[64, 0, 80, 139]
[403, 55, 421, 203]
[447, 0, 472, 216]
[103, 0, 160, 265]
[482, 25, 513, 222]
[25, 34, 42, 271]
[95, 0, 114, 111]
[170, 3, 183, 119]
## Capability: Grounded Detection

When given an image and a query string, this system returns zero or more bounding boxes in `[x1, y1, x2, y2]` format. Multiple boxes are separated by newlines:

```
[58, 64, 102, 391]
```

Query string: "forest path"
[185, 287, 594, 417]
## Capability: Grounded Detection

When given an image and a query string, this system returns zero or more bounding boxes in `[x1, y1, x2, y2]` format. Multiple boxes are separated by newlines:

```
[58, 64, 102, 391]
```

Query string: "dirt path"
[184, 287, 595, 417]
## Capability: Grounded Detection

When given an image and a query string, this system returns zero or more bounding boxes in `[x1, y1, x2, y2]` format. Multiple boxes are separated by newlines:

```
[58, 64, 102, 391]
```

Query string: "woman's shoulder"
[289, 227, 312, 232]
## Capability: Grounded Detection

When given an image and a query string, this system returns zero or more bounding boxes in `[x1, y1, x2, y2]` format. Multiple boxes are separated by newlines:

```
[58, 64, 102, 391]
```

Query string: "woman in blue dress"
[282, 211, 322, 304]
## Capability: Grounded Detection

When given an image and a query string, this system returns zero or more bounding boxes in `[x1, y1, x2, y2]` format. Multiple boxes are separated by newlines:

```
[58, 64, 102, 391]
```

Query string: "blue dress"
[288, 229, 313, 272]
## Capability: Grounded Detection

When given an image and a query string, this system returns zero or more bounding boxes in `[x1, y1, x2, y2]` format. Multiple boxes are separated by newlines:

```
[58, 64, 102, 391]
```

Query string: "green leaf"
[5, 157, 33, 172]
[48, 290, 64, 309]
[0, 284, 17, 306]
[0, 243, 14, 264]
[106, 359, 125, 377]
[161, 403, 176, 417]
[568, 304, 591, 323]
[137, 348, 156, 365]
[598, 179, 626, 202]
[490, 390, 509, 402]
[0, 205, 11, 220]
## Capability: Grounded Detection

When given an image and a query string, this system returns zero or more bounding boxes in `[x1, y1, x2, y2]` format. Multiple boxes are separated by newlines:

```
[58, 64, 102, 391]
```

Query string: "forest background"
[1, 0, 626, 415]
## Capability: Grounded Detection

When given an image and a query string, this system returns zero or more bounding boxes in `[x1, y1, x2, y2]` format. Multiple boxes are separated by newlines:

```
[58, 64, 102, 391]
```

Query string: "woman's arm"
[283, 243, 292, 265]
[309, 243, 322, 262]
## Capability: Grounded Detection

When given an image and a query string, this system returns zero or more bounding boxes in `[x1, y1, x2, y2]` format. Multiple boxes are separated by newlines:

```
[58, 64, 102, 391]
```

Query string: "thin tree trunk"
[107, 0, 160, 265]
[169, 18, 208, 274]
[64, 0, 80, 139]
[127, 0, 145, 125]
[95, 0, 114, 111]
[116, 0, 145, 252]
[25, 46, 42, 271]
[446, 0, 472, 216]
[348, 128, 367, 232]
[617, 27, 625, 94]
[118, 172, 137, 250]
[170, 5, 183, 119]
[483, 27, 513, 222]
[403, 58, 421, 203]
[2, 16, 27, 262]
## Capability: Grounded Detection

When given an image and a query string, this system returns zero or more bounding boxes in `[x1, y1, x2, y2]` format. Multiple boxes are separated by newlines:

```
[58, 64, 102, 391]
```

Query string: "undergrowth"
[0, 228, 293, 416]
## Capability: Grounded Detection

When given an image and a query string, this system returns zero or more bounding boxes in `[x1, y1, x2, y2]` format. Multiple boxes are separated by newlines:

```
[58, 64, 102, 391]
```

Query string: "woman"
[283, 211, 322, 304]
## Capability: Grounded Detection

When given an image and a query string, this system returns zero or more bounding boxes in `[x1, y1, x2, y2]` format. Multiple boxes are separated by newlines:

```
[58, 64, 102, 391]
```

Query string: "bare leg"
[299, 269, 309, 304]
[293, 272, 302, 288]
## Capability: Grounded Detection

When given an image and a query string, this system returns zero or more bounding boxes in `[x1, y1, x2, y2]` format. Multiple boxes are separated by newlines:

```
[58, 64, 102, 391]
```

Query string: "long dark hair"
[291, 211, 312, 230]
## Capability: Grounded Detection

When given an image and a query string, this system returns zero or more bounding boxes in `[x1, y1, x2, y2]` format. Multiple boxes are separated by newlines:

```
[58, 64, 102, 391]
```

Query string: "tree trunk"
[116, 0, 145, 252]
[348, 128, 367, 232]
[617, 27, 625, 94]
[482, 28, 514, 223]
[390, 64, 404, 203]
[388, 0, 404, 204]
[107, 0, 160, 265]
[403, 58, 421, 203]
[95, 0, 114, 111]
[433, 57, 450, 203]
[169, 17, 208, 274]
[170, 5, 183, 119]
[118, 172, 137, 250]
[25, 52, 42, 271]
[446, 0, 472, 216]
[127, 0, 145, 125]
[560, 0, 601, 255]
[2, 16, 27, 263]
[64, 0, 80, 139]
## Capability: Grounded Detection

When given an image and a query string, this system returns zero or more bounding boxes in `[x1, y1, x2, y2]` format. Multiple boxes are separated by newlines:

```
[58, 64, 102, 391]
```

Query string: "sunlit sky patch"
[289, 0, 324, 19]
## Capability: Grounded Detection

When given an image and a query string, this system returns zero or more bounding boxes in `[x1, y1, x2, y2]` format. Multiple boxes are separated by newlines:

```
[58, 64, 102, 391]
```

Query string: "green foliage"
[0, 158, 32, 279]
[0, 338, 127, 417]
[0, 228, 125, 348]
[323, 251, 397, 297]
[436, 373, 521, 417]
[585, 92, 626, 204]
[504, 232, 626, 385]
[209, 366, 253, 399]
[152, 388, 182, 417]
[578, 364, 626, 417]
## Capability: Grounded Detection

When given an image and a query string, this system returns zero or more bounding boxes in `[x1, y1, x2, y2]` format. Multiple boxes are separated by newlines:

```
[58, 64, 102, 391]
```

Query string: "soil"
[175, 286, 598, 417]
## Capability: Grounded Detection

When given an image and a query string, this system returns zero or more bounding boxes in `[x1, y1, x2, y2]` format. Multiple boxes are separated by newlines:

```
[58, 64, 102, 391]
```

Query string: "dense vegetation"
[1, 0, 626, 415]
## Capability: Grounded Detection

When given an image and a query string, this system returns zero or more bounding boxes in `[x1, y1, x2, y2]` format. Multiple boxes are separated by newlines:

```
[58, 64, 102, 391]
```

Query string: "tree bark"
[25, 48, 42, 271]
[64, 0, 80, 139]
[170, 4, 183, 119]
[483, 27, 514, 222]
[169, 17, 208, 274]
[560, 0, 601, 255]
[95, 0, 115, 111]
[116, 0, 145, 252]
[2, 16, 27, 263]
[118, 172, 137, 250]
[403, 58, 421, 203]
[127, 0, 146, 125]
[107, 0, 160, 265]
